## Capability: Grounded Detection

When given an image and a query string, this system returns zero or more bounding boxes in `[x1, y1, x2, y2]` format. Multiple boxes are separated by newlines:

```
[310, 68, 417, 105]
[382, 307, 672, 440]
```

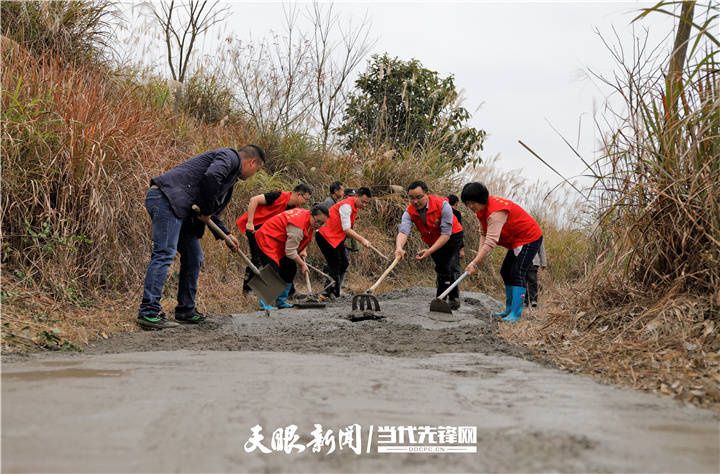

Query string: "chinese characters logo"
[244, 424, 477, 454]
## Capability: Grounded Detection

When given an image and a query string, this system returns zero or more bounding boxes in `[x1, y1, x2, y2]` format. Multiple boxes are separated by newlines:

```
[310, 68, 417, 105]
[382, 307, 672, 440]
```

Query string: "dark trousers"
[256, 250, 297, 284]
[316, 232, 348, 297]
[525, 264, 539, 305]
[430, 233, 463, 301]
[323, 246, 349, 290]
[245, 229, 296, 295]
[243, 231, 263, 292]
[139, 188, 203, 317]
[499, 236, 543, 287]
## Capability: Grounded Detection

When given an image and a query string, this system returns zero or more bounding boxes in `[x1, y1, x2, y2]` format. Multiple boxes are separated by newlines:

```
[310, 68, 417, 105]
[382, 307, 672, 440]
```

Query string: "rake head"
[352, 293, 380, 312]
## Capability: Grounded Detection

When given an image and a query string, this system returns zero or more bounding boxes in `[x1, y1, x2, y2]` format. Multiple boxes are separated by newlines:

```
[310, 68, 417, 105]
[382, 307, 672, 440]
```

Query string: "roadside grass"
[498, 4, 720, 410]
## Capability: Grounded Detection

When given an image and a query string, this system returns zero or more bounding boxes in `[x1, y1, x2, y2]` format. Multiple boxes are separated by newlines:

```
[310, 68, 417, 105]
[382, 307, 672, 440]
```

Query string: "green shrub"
[175, 70, 235, 124]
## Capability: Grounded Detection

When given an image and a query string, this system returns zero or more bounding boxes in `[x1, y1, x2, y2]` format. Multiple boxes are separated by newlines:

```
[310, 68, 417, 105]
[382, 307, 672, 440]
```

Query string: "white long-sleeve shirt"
[338, 203, 353, 231]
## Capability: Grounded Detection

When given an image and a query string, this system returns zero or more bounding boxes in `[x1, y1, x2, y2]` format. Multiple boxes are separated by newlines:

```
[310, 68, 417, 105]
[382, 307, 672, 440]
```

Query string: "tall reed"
[587, 15, 719, 305]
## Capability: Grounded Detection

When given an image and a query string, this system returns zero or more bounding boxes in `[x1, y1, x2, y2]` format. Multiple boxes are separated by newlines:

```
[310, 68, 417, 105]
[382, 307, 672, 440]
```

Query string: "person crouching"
[253, 205, 329, 309]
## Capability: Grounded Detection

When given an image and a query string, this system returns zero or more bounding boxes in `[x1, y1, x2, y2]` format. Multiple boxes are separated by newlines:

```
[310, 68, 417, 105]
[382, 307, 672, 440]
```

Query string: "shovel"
[304, 261, 336, 293]
[293, 260, 326, 309]
[367, 243, 390, 262]
[352, 255, 401, 312]
[429, 271, 469, 314]
[192, 205, 286, 306]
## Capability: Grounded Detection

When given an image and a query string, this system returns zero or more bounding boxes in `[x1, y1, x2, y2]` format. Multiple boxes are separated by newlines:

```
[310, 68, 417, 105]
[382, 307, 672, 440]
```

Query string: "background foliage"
[337, 53, 486, 170]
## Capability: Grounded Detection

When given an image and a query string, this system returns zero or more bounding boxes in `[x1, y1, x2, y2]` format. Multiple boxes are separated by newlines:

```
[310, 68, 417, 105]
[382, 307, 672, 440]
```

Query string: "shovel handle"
[368, 243, 390, 262]
[191, 204, 262, 277]
[305, 261, 333, 281]
[304, 259, 312, 294]
[367, 256, 401, 294]
[437, 271, 469, 300]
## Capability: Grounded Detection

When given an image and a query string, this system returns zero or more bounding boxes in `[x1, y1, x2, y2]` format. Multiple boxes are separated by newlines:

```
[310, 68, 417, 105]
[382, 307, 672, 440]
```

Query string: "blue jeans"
[138, 188, 203, 317]
[499, 236, 543, 287]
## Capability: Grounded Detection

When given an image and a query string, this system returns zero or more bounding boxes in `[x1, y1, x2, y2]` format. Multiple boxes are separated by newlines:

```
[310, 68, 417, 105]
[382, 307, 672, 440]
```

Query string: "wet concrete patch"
[77, 287, 526, 360]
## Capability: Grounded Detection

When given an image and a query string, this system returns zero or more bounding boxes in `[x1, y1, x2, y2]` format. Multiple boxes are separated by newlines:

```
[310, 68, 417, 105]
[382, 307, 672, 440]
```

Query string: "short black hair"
[460, 182, 489, 205]
[311, 203, 330, 217]
[239, 144, 266, 163]
[356, 187, 372, 198]
[329, 181, 343, 194]
[407, 180, 428, 193]
[293, 183, 312, 195]
[447, 194, 459, 206]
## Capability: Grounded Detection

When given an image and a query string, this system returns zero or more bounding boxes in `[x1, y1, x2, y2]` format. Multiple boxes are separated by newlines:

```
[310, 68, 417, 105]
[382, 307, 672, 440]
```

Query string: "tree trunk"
[667, 1, 696, 115]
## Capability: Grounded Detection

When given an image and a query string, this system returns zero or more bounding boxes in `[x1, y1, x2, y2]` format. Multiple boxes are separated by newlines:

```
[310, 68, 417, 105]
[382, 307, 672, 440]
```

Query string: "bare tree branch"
[219, 2, 373, 139]
[148, 0, 230, 82]
[309, 2, 375, 149]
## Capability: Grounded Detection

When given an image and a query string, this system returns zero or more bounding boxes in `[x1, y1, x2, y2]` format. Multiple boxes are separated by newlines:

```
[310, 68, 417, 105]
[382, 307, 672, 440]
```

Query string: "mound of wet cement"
[84, 287, 530, 359]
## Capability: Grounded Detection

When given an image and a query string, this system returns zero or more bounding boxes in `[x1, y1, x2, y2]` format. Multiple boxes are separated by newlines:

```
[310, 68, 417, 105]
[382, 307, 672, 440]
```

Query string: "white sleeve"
[339, 204, 353, 230]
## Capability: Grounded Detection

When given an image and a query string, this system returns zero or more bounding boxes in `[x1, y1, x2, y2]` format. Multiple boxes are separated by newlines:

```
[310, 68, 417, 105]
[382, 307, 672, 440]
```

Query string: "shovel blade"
[248, 265, 287, 304]
[429, 298, 453, 314]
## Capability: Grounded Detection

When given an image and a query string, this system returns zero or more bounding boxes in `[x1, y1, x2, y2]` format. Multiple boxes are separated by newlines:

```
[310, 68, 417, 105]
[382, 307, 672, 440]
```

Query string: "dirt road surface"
[3, 288, 719, 472]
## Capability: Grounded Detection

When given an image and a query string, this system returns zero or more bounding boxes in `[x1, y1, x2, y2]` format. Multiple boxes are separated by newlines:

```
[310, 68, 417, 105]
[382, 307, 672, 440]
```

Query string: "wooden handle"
[437, 272, 469, 300]
[367, 256, 401, 294]
[368, 243, 390, 262]
[305, 261, 333, 281]
[191, 204, 261, 276]
[304, 259, 312, 293]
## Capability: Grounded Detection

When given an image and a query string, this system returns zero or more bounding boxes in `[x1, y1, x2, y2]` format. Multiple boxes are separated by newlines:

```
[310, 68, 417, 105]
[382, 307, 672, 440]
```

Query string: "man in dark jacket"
[137, 145, 265, 329]
[321, 181, 344, 210]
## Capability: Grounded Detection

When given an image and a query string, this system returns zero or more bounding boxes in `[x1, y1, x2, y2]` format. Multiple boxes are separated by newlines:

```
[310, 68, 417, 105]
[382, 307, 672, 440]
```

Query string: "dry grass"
[498, 6, 720, 411]
[498, 287, 720, 410]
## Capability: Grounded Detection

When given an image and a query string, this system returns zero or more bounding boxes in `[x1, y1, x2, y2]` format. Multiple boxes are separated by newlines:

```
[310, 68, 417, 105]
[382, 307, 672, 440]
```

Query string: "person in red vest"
[237, 184, 312, 294]
[253, 205, 329, 309]
[394, 181, 464, 310]
[316, 187, 374, 298]
[461, 182, 543, 322]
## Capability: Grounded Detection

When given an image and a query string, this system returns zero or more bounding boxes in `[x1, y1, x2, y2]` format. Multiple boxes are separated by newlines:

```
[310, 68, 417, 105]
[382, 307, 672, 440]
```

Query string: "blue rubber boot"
[274, 283, 293, 309]
[493, 286, 513, 317]
[502, 286, 526, 322]
[259, 298, 274, 311]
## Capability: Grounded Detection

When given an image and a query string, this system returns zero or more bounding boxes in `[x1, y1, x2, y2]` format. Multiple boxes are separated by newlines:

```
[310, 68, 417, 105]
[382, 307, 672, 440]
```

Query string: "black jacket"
[151, 148, 243, 239]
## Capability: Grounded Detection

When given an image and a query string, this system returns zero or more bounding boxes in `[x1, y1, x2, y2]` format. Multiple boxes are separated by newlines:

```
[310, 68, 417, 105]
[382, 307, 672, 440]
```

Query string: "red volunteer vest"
[255, 208, 313, 265]
[318, 197, 358, 248]
[475, 196, 542, 249]
[236, 191, 292, 232]
[407, 195, 463, 246]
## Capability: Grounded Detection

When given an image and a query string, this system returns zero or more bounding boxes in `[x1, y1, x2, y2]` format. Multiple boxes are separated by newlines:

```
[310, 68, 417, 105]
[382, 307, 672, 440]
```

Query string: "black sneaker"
[449, 298, 461, 310]
[137, 312, 179, 330]
[175, 311, 207, 324]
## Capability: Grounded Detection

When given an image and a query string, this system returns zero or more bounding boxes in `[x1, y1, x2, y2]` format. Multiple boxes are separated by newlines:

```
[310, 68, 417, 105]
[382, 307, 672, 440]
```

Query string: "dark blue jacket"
[151, 148, 243, 238]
